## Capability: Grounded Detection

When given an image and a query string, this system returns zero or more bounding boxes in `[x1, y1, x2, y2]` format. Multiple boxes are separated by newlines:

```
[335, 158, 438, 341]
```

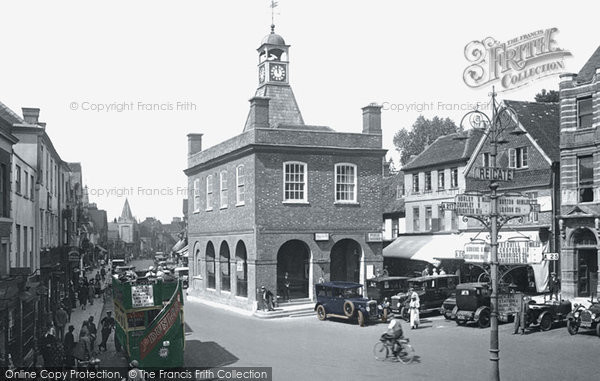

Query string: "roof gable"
[577, 45, 600, 83]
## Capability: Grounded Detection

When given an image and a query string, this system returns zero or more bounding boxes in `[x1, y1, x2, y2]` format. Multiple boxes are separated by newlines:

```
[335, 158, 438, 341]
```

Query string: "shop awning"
[172, 240, 187, 254]
[383, 234, 463, 264]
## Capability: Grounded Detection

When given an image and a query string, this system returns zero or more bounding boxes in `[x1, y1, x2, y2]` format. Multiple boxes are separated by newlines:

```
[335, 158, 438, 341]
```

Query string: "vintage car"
[314, 281, 382, 327]
[515, 296, 572, 332]
[566, 297, 600, 336]
[366, 276, 411, 303]
[440, 292, 457, 320]
[391, 274, 459, 318]
[454, 282, 491, 328]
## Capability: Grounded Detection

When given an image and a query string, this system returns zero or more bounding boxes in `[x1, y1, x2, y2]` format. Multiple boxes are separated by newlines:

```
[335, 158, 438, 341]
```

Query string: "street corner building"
[558, 45, 600, 300]
[184, 26, 386, 310]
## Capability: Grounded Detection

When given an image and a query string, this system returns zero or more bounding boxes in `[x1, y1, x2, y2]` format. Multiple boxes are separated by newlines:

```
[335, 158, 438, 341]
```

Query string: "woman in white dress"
[409, 291, 420, 329]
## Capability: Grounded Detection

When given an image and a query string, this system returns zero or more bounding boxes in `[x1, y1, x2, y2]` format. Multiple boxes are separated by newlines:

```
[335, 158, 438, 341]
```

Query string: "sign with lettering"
[441, 202, 456, 211]
[131, 285, 154, 308]
[366, 232, 383, 242]
[497, 195, 532, 217]
[458, 240, 544, 264]
[455, 194, 490, 216]
[470, 167, 515, 181]
[498, 293, 522, 315]
[314, 233, 330, 241]
[236, 261, 245, 272]
[461, 242, 490, 263]
[543, 252, 559, 261]
[140, 290, 182, 360]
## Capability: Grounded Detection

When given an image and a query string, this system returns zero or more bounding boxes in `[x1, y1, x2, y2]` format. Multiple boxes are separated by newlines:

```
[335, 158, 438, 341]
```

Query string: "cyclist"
[382, 317, 405, 356]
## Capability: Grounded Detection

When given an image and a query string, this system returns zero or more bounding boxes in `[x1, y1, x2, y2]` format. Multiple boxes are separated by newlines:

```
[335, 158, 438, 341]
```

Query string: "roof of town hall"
[382, 172, 405, 215]
[503, 100, 560, 162]
[401, 128, 485, 172]
[577, 44, 600, 84]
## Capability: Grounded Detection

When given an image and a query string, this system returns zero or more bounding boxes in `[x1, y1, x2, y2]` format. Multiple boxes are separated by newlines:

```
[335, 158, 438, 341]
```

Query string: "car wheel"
[400, 306, 408, 321]
[539, 313, 552, 332]
[478, 310, 491, 328]
[567, 320, 579, 335]
[343, 301, 355, 318]
[316, 305, 326, 321]
[358, 310, 365, 327]
[381, 308, 388, 323]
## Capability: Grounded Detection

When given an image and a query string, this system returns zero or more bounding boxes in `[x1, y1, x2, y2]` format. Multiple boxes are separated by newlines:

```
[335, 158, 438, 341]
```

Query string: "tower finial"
[270, 0, 278, 31]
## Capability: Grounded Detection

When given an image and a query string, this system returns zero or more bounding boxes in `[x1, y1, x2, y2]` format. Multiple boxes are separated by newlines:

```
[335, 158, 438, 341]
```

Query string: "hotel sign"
[470, 167, 514, 182]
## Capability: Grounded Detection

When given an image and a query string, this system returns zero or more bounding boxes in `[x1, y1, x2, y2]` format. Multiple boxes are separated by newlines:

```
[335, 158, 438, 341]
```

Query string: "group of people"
[77, 275, 106, 310]
[422, 265, 446, 277]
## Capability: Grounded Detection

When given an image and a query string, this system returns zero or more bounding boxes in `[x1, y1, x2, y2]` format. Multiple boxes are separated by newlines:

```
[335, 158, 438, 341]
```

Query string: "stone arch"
[220, 241, 231, 292]
[206, 241, 216, 289]
[569, 227, 598, 247]
[235, 240, 248, 297]
[330, 239, 362, 282]
[277, 240, 310, 299]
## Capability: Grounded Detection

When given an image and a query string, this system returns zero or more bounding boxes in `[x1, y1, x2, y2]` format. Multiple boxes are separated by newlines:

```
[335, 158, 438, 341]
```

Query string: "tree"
[534, 89, 559, 103]
[393, 116, 462, 166]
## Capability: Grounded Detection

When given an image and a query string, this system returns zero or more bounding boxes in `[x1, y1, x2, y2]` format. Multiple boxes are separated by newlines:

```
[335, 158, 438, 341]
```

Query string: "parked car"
[366, 276, 411, 303]
[314, 281, 383, 327]
[454, 282, 491, 328]
[566, 297, 600, 336]
[515, 296, 572, 332]
[391, 274, 459, 319]
[440, 292, 457, 320]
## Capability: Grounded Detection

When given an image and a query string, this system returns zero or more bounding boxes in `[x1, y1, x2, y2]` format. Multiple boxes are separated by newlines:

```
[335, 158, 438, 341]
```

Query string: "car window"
[343, 288, 362, 298]
[460, 290, 469, 296]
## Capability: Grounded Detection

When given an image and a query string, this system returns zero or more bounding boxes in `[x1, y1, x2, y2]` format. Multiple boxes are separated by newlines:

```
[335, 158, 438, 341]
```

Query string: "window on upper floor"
[483, 153, 491, 167]
[578, 155, 594, 203]
[450, 168, 459, 188]
[15, 165, 22, 195]
[236, 165, 245, 206]
[508, 147, 528, 169]
[335, 163, 357, 203]
[396, 184, 404, 199]
[220, 171, 228, 209]
[0, 164, 8, 218]
[30, 174, 35, 201]
[283, 162, 307, 202]
[412, 174, 419, 193]
[424, 172, 432, 192]
[577, 97, 593, 129]
[413, 207, 420, 231]
[206, 175, 214, 211]
[24, 171, 29, 199]
[193, 179, 201, 213]
[438, 171, 445, 190]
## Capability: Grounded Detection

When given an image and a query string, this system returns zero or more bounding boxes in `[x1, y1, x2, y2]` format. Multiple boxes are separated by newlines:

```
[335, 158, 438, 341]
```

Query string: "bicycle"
[373, 337, 414, 364]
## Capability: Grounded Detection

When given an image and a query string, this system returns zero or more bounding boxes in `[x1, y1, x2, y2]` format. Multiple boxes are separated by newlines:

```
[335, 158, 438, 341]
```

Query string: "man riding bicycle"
[381, 317, 405, 356]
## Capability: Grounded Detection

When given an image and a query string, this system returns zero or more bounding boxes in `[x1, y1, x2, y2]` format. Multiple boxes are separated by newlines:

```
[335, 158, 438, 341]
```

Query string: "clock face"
[259, 65, 266, 83]
[269, 64, 286, 81]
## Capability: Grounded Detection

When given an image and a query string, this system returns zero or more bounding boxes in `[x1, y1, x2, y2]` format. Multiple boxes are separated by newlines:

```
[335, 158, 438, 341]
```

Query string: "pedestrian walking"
[88, 316, 97, 354]
[100, 266, 106, 282]
[99, 311, 115, 352]
[409, 290, 420, 329]
[79, 321, 90, 340]
[64, 325, 76, 367]
[55, 305, 68, 341]
[88, 280, 96, 305]
[78, 284, 88, 310]
[260, 286, 275, 311]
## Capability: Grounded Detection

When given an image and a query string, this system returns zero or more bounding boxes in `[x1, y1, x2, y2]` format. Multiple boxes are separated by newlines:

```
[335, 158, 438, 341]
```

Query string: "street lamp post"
[460, 87, 520, 381]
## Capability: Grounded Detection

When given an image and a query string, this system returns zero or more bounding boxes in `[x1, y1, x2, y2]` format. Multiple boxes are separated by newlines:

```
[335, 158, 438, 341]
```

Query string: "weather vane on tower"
[270, 0, 279, 31]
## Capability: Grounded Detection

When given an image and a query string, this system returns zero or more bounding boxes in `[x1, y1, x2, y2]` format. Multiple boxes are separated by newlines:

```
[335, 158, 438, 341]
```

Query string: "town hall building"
[185, 26, 386, 310]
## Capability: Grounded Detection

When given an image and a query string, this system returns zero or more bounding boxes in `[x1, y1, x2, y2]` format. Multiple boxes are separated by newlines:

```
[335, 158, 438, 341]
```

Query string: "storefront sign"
[461, 242, 490, 263]
[455, 194, 490, 216]
[236, 261, 245, 272]
[458, 240, 543, 264]
[469, 167, 514, 181]
[366, 232, 383, 242]
[131, 285, 154, 308]
[314, 233, 330, 242]
[497, 195, 532, 217]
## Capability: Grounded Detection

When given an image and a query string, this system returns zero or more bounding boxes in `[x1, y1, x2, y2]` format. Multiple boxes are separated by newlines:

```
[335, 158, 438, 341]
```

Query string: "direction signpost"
[454, 194, 491, 215]
[470, 166, 515, 182]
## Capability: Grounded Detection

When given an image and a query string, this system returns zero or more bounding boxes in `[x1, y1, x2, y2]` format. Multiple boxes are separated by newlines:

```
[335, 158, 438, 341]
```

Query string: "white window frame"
[412, 173, 419, 193]
[236, 165, 245, 206]
[438, 171, 445, 190]
[283, 161, 308, 203]
[206, 174, 213, 211]
[577, 97, 593, 129]
[193, 178, 201, 213]
[424, 171, 432, 192]
[508, 147, 529, 169]
[450, 168, 459, 188]
[334, 163, 358, 203]
[220, 170, 228, 209]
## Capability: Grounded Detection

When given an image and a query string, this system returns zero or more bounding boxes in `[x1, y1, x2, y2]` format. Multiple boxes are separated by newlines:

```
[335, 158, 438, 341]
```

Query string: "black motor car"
[567, 297, 600, 336]
[314, 282, 382, 327]
[454, 282, 491, 328]
[366, 276, 411, 303]
[391, 274, 459, 318]
[515, 297, 572, 333]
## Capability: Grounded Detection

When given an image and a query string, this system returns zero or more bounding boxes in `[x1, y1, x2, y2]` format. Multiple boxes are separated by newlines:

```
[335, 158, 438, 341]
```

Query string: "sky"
[1, 0, 598, 222]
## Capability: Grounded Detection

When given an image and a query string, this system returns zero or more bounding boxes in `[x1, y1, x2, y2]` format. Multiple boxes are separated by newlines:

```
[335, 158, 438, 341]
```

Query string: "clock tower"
[244, 25, 304, 131]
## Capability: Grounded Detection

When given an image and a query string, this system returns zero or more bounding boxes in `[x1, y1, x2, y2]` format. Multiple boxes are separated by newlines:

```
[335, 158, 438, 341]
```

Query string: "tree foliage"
[534, 89, 559, 103]
[393, 116, 462, 166]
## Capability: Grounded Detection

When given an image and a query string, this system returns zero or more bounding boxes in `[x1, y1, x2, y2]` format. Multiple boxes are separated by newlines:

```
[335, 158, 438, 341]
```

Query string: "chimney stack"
[187, 133, 203, 156]
[246, 96, 270, 129]
[22, 108, 40, 124]
[362, 103, 382, 134]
